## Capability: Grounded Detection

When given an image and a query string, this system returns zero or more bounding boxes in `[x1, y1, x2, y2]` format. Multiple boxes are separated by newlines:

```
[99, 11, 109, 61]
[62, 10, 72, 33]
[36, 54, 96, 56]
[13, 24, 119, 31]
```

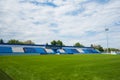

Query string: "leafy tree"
[57, 40, 63, 46]
[0, 39, 4, 44]
[91, 44, 104, 52]
[51, 40, 57, 46]
[98, 45, 104, 52]
[74, 42, 84, 47]
[7, 39, 23, 44]
[104, 48, 120, 52]
[51, 40, 65, 46]
[7, 39, 35, 44]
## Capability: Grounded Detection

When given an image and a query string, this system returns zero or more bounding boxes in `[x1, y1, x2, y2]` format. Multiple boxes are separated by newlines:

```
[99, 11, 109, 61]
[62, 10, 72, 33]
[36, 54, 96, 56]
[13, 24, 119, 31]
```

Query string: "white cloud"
[0, 0, 120, 48]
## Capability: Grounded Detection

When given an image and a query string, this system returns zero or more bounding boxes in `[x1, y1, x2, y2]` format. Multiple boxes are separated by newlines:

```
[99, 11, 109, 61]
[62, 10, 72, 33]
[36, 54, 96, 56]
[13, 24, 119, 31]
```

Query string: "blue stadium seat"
[23, 47, 47, 54]
[34, 48, 46, 54]
[72, 49, 80, 53]
[91, 49, 100, 53]
[82, 48, 100, 53]
[0, 46, 12, 53]
[63, 49, 79, 54]
[82, 48, 91, 53]
[23, 47, 36, 53]
[51, 49, 57, 54]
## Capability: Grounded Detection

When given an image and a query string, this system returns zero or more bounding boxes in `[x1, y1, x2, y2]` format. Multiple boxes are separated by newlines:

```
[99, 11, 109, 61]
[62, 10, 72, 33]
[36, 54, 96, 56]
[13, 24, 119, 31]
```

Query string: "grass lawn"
[0, 54, 120, 80]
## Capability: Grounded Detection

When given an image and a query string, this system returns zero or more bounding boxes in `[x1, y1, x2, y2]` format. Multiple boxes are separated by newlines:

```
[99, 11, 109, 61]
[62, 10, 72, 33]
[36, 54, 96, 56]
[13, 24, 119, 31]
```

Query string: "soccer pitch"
[0, 54, 120, 80]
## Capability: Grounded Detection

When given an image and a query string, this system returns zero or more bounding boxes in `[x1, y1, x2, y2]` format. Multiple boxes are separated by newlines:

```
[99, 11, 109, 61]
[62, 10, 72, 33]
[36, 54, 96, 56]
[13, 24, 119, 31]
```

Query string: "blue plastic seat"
[0, 46, 12, 53]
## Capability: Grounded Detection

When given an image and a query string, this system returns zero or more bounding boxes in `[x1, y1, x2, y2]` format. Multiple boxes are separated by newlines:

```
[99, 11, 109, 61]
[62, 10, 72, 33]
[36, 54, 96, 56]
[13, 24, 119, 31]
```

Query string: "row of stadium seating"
[23, 47, 46, 54]
[0, 46, 100, 55]
[0, 47, 12, 53]
[63, 49, 80, 54]
[82, 48, 99, 53]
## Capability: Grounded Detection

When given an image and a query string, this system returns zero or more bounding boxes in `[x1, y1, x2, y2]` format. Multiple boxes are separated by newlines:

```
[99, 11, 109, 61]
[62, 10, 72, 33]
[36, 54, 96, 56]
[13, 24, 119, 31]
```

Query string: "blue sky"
[0, 0, 120, 48]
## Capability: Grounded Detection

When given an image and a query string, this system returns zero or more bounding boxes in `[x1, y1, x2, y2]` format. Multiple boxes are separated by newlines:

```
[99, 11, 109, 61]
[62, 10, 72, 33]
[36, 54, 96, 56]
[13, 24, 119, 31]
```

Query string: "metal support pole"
[105, 28, 109, 53]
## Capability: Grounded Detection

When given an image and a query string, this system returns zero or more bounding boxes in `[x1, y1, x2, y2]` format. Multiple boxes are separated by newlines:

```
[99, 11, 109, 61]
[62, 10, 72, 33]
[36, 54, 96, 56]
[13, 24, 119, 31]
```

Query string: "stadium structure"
[0, 44, 100, 55]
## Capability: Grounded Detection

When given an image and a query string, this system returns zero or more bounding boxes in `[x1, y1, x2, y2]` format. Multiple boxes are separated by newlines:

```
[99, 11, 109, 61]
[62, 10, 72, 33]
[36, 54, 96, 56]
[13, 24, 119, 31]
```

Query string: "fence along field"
[0, 54, 120, 80]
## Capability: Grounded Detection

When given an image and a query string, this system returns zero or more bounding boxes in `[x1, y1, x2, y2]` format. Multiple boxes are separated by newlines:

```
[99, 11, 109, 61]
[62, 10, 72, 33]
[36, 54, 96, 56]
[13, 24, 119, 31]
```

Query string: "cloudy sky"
[0, 0, 120, 48]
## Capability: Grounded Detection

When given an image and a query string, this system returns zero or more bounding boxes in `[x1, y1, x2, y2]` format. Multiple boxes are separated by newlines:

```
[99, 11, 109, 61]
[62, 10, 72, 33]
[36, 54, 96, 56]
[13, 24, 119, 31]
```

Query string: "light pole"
[105, 28, 109, 53]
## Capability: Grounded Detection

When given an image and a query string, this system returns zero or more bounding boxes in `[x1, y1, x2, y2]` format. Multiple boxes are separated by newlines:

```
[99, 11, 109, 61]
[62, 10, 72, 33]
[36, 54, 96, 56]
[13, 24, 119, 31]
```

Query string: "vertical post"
[105, 28, 109, 53]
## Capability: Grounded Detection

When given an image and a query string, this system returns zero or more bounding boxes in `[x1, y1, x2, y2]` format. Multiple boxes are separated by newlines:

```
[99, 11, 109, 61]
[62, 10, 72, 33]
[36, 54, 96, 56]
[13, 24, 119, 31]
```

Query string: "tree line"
[0, 39, 34, 45]
[0, 39, 119, 52]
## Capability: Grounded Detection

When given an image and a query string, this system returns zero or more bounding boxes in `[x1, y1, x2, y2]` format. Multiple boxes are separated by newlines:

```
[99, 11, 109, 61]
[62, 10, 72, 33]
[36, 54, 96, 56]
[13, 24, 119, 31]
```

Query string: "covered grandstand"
[0, 44, 100, 55]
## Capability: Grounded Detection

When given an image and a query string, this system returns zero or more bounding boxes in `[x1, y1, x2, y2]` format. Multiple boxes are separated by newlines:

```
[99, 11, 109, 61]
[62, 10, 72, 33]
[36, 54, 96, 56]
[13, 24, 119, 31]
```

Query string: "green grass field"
[0, 54, 120, 80]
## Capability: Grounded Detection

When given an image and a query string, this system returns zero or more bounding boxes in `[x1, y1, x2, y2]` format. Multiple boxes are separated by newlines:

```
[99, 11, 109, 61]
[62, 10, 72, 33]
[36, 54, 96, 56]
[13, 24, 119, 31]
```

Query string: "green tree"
[57, 40, 63, 46]
[98, 45, 104, 52]
[7, 39, 35, 44]
[92, 44, 104, 52]
[7, 39, 23, 44]
[0, 39, 4, 44]
[51, 40, 65, 46]
[51, 40, 57, 46]
[104, 48, 120, 52]
[74, 42, 84, 47]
